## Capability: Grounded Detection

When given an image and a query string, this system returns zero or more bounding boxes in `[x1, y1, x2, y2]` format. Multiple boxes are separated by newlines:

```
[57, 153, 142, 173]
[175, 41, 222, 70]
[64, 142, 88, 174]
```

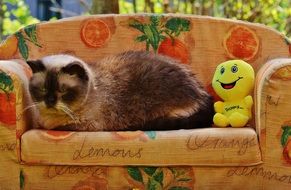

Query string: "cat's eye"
[38, 87, 46, 93]
[59, 85, 67, 93]
[30, 86, 46, 101]
[61, 88, 77, 102]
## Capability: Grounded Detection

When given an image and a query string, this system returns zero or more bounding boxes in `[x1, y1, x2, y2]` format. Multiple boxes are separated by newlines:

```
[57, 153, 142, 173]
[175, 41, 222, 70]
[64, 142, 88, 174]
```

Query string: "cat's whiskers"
[22, 102, 41, 113]
[17, 102, 41, 120]
[56, 103, 80, 125]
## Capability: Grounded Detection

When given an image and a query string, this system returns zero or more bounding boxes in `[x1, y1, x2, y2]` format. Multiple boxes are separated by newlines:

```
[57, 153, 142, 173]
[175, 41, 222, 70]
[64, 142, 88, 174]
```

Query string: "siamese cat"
[26, 51, 214, 131]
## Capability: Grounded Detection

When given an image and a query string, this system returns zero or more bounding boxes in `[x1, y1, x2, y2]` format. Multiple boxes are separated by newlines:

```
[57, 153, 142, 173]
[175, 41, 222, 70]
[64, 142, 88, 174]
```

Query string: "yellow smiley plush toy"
[212, 60, 255, 127]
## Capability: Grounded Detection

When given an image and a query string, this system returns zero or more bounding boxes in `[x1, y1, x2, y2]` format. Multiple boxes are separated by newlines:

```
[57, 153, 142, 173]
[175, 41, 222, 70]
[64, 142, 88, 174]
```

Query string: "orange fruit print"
[283, 139, 291, 164]
[46, 130, 72, 137]
[158, 38, 189, 64]
[0, 35, 18, 59]
[40, 130, 74, 141]
[129, 16, 191, 64]
[113, 131, 145, 141]
[272, 66, 291, 80]
[0, 93, 16, 126]
[224, 25, 259, 61]
[81, 19, 111, 48]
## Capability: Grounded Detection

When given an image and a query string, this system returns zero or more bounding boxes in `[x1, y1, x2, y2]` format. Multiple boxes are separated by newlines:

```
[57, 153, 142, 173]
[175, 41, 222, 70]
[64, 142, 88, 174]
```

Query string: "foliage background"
[0, 0, 290, 41]
[119, 0, 290, 37]
[0, 0, 39, 40]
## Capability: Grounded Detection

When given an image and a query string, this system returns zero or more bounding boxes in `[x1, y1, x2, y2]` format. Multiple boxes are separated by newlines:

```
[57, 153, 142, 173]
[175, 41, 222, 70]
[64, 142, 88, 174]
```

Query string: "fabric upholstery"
[0, 14, 290, 189]
[21, 128, 261, 166]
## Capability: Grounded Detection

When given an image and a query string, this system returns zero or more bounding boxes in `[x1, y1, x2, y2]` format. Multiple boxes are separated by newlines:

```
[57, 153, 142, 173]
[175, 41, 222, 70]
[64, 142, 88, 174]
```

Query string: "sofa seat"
[21, 128, 262, 166]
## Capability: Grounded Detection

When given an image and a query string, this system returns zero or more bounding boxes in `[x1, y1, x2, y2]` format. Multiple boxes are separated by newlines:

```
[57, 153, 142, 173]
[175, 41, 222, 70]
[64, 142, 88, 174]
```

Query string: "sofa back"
[2, 14, 290, 132]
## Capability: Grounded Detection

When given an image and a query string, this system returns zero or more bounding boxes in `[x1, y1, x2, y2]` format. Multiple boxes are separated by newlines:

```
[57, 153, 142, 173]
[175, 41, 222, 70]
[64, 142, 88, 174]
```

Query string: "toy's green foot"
[229, 112, 249, 127]
[213, 113, 229, 127]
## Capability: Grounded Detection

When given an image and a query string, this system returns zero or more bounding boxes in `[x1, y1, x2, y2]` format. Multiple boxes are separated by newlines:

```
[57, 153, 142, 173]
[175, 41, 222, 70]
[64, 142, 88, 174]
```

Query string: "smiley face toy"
[212, 60, 255, 127]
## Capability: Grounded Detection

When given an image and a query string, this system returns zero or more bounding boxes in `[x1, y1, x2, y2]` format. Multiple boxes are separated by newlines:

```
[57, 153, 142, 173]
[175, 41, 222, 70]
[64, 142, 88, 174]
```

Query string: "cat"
[26, 51, 214, 131]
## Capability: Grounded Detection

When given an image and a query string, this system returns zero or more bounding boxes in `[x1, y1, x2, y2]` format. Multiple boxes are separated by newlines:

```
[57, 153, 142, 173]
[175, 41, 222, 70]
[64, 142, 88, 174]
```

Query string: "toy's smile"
[217, 77, 243, 89]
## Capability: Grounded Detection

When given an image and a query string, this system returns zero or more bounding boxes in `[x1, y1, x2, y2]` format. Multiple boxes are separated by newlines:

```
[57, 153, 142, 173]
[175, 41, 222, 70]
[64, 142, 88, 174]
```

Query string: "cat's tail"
[129, 95, 214, 131]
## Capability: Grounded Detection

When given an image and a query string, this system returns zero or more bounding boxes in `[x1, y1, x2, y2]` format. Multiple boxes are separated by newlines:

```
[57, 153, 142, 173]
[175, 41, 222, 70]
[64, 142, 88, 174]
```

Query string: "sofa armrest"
[255, 58, 291, 165]
[0, 59, 32, 162]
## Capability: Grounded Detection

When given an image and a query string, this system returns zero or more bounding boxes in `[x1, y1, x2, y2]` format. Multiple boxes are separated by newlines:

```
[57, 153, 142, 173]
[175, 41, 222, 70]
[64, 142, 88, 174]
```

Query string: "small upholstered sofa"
[0, 14, 291, 190]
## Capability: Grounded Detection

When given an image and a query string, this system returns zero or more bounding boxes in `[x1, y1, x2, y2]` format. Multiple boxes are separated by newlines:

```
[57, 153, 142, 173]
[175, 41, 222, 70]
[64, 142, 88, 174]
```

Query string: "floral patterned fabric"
[0, 14, 291, 189]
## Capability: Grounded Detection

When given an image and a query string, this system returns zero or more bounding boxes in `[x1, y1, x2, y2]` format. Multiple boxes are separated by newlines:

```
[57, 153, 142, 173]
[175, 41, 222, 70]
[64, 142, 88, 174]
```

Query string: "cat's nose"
[45, 96, 57, 108]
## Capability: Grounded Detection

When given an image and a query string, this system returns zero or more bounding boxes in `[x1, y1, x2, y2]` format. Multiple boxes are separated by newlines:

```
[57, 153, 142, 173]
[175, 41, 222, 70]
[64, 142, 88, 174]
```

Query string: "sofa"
[0, 14, 290, 190]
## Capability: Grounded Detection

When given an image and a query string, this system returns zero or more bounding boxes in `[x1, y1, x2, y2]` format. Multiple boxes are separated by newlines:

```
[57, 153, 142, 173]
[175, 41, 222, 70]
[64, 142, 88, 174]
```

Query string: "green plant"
[127, 166, 193, 190]
[119, 0, 290, 38]
[1, 0, 39, 40]
[129, 15, 190, 52]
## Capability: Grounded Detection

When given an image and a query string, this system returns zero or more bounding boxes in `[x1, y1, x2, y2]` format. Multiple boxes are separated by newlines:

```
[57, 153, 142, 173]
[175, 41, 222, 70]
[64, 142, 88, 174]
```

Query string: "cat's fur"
[27, 51, 214, 131]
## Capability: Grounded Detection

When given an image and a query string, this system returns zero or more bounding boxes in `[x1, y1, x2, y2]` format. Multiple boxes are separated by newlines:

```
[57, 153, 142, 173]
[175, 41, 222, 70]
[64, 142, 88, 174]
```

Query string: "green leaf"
[169, 168, 177, 176]
[281, 126, 291, 146]
[143, 25, 155, 42]
[169, 187, 191, 190]
[147, 178, 159, 190]
[165, 18, 190, 36]
[127, 167, 143, 183]
[143, 25, 159, 52]
[0, 71, 13, 93]
[160, 35, 166, 41]
[150, 15, 161, 27]
[20, 169, 25, 190]
[24, 24, 37, 42]
[130, 16, 165, 53]
[149, 25, 160, 52]
[24, 24, 42, 48]
[143, 167, 157, 176]
[145, 131, 156, 139]
[0, 72, 13, 88]
[177, 178, 192, 182]
[136, 34, 148, 42]
[15, 32, 29, 60]
[129, 19, 144, 32]
[153, 171, 164, 186]
[146, 41, 150, 51]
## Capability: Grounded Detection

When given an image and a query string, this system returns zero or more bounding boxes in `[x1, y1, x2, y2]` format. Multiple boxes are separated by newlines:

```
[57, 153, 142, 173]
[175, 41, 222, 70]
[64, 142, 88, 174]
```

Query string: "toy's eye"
[220, 67, 225, 75]
[231, 65, 238, 73]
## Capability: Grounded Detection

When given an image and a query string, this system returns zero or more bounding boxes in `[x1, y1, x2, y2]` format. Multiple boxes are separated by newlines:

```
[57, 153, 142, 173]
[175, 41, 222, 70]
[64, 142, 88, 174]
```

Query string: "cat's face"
[27, 55, 91, 129]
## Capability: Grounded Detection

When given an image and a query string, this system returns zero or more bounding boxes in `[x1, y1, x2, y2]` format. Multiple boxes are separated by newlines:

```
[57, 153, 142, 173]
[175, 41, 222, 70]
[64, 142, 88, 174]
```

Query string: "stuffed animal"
[212, 60, 255, 127]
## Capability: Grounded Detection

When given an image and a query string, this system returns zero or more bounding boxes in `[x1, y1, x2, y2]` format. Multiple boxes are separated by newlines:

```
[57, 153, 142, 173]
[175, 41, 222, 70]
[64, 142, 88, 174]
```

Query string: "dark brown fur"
[27, 51, 214, 131]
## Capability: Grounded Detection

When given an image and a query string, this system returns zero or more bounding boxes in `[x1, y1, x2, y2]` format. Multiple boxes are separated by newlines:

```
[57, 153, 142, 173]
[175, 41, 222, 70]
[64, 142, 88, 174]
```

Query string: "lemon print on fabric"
[212, 60, 255, 127]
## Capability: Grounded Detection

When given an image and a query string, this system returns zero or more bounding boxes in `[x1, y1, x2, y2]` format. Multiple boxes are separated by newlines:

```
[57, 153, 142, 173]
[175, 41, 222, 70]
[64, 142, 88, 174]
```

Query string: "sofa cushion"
[21, 128, 262, 166]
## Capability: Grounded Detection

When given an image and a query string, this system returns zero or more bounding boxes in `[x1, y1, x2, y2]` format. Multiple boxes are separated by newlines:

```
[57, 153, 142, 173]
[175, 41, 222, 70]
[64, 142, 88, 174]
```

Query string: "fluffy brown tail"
[128, 96, 214, 131]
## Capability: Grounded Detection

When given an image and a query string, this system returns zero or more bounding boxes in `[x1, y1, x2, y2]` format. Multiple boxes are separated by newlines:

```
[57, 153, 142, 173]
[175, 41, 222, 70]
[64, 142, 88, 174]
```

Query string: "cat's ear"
[61, 61, 89, 81]
[26, 60, 46, 73]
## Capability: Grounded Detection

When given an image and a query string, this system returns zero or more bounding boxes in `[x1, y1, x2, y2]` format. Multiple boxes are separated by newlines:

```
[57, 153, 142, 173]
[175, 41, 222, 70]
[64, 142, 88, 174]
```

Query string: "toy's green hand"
[214, 101, 224, 113]
[244, 95, 253, 108]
